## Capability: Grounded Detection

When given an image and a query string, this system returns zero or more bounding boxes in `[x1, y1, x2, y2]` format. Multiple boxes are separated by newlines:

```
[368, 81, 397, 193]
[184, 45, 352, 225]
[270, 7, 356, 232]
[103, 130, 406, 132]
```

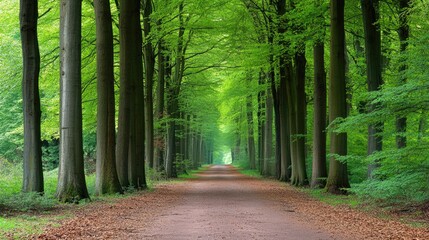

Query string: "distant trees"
[5, 0, 429, 204]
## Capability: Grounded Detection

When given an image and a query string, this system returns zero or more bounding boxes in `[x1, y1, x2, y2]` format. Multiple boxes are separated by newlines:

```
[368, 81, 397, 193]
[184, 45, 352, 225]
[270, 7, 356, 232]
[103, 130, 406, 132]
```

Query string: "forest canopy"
[0, 0, 428, 206]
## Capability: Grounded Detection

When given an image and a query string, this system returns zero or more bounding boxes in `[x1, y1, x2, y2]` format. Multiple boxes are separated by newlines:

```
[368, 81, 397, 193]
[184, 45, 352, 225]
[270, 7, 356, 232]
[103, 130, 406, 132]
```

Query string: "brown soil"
[38, 165, 429, 239]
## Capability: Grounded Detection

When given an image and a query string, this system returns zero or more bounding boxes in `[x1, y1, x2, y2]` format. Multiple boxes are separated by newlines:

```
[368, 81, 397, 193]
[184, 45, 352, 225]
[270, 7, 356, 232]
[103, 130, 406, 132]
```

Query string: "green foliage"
[1, 192, 56, 212]
[352, 171, 429, 205]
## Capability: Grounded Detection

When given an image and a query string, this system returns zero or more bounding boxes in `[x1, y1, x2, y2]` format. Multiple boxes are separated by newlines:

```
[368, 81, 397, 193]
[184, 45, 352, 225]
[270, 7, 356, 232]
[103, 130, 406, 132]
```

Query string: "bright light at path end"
[223, 152, 232, 164]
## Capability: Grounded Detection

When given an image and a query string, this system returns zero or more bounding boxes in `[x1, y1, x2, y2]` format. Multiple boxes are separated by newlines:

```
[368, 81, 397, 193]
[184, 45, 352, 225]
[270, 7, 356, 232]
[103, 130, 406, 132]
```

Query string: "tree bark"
[293, 50, 308, 186]
[165, 2, 185, 178]
[263, 85, 273, 176]
[258, 71, 266, 173]
[311, 41, 327, 188]
[117, 0, 145, 188]
[165, 78, 179, 178]
[154, 38, 165, 171]
[396, 0, 410, 149]
[246, 94, 256, 169]
[132, 18, 146, 189]
[143, 0, 155, 169]
[326, 0, 350, 194]
[57, 0, 89, 202]
[20, 0, 44, 193]
[94, 0, 122, 194]
[277, 0, 291, 182]
[361, 0, 383, 178]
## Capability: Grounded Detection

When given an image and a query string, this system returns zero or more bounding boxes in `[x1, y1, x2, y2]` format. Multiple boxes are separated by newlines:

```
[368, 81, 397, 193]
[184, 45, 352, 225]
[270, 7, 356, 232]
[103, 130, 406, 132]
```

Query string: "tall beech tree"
[396, 0, 410, 149]
[94, 0, 122, 195]
[20, 0, 44, 193]
[246, 78, 256, 169]
[154, 37, 166, 171]
[143, 0, 155, 169]
[165, 2, 186, 178]
[311, 31, 327, 188]
[310, 1, 327, 188]
[116, 0, 146, 188]
[57, 0, 89, 202]
[325, 0, 350, 194]
[277, 0, 291, 182]
[361, 0, 383, 177]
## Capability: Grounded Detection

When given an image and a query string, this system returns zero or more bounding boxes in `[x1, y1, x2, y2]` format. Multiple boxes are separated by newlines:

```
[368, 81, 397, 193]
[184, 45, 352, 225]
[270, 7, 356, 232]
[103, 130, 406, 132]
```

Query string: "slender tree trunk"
[326, 0, 350, 194]
[246, 94, 256, 169]
[396, 0, 410, 149]
[94, 0, 122, 194]
[258, 71, 266, 173]
[361, 0, 383, 177]
[311, 41, 327, 188]
[263, 86, 273, 176]
[133, 20, 146, 189]
[293, 50, 308, 186]
[20, 0, 44, 193]
[277, 0, 291, 182]
[116, 0, 132, 187]
[165, 81, 178, 178]
[143, 0, 155, 169]
[57, 0, 89, 202]
[154, 38, 165, 171]
[165, 2, 185, 178]
[267, 11, 281, 178]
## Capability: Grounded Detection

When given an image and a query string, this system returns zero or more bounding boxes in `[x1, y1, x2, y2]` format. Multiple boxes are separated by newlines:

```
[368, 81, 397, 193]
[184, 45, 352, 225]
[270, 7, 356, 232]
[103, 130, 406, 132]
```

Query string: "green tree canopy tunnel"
[0, 0, 428, 206]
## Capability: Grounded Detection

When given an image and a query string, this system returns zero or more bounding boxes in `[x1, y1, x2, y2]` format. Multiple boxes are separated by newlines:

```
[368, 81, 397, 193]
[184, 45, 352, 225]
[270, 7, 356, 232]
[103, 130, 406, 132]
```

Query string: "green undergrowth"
[0, 162, 179, 238]
[301, 188, 361, 208]
[300, 187, 429, 229]
[236, 168, 263, 178]
[178, 164, 211, 179]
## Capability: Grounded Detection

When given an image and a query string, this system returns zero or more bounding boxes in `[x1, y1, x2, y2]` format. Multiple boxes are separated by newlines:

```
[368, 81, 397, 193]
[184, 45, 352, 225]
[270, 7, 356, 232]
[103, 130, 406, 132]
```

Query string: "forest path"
[39, 165, 429, 239]
[138, 165, 334, 240]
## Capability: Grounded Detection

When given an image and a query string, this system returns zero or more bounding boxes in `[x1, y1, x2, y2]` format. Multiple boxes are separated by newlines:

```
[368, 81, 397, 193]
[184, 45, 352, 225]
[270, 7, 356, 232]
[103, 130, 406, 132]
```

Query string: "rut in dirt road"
[138, 165, 335, 240]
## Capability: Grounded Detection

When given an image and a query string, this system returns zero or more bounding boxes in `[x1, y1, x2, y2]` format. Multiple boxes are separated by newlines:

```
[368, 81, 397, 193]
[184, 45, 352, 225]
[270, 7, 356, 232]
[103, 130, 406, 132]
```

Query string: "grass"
[0, 161, 212, 238]
[237, 169, 263, 178]
[178, 164, 211, 179]
[301, 188, 361, 208]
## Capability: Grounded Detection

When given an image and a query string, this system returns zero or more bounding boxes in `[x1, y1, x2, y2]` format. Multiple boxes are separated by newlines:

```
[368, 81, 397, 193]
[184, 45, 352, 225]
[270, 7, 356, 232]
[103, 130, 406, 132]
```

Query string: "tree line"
[226, 0, 428, 202]
[18, 0, 222, 202]
[7, 0, 429, 204]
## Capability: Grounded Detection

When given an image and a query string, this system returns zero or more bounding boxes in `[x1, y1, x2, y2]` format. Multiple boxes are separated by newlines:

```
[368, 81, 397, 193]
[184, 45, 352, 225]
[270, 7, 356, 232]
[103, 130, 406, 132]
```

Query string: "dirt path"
[39, 165, 429, 240]
[139, 165, 333, 240]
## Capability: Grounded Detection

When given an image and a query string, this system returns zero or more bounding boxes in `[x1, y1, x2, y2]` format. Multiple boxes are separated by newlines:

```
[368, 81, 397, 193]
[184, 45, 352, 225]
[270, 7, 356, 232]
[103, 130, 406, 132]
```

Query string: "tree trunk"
[293, 50, 308, 186]
[263, 85, 273, 176]
[165, 79, 179, 178]
[396, 0, 410, 149]
[116, 0, 145, 188]
[57, 0, 89, 202]
[277, 0, 291, 182]
[154, 38, 165, 171]
[94, 0, 122, 195]
[258, 71, 266, 173]
[20, 0, 44, 193]
[361, 0, 383, 178]
[311, 41, 327, 188]
[326, 0, 350, 194]
[246, 94, 256, 169]
[133, 20, 146, 189]
[143, 0, 155, 169]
